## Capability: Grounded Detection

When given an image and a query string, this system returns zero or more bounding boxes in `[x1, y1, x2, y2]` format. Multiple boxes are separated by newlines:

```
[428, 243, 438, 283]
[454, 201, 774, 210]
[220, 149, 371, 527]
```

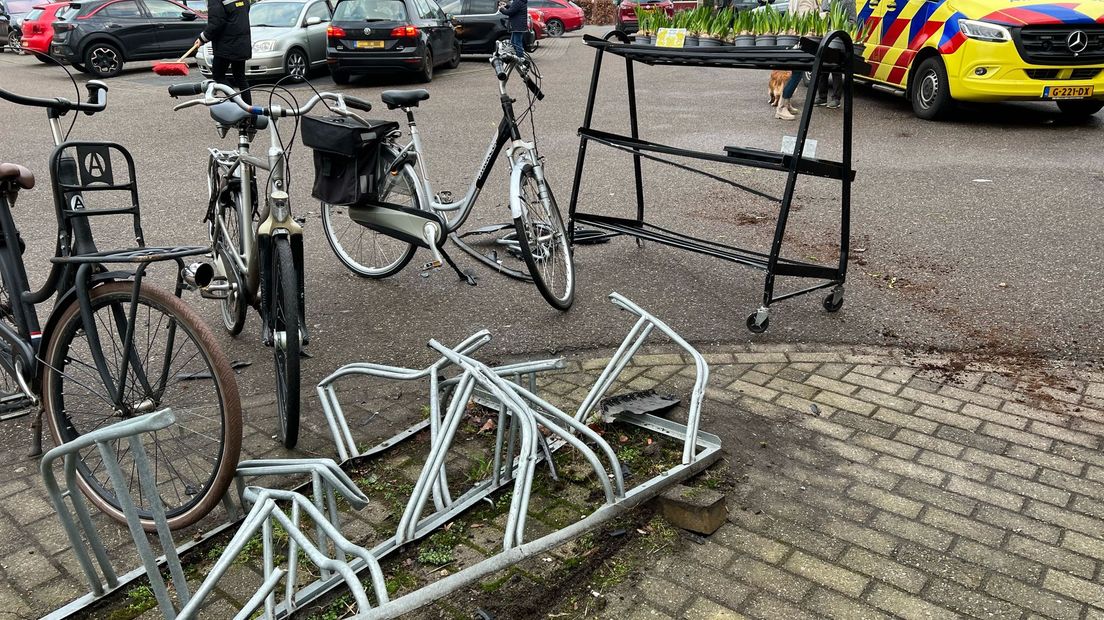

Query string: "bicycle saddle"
[381, 89, 430, 110]
[210, 101, 270, 131]
[0, 163, 35, 190]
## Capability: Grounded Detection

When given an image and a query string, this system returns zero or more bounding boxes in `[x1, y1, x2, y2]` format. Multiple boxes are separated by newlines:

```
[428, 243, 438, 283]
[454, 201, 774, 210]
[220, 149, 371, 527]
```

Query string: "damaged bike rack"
[45, 292, 722, 619]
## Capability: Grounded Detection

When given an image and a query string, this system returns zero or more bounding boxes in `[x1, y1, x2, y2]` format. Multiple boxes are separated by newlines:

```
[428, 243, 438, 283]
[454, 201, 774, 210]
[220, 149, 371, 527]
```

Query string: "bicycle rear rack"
[44, 293, 721, 619]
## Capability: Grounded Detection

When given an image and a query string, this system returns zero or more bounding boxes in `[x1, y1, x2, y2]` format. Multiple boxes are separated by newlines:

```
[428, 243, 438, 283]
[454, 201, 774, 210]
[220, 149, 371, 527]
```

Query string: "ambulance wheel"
[911, 56, 954, 121]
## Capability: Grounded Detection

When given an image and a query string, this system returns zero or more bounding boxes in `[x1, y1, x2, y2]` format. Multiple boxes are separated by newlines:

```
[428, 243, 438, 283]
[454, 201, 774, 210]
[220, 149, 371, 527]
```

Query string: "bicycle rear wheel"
[209, 159, 249, 336]
[512, 163, 575, 311]
[321, 148, 421, 278]
[43, 282, 242, 531]
[272, 238, 300, 449]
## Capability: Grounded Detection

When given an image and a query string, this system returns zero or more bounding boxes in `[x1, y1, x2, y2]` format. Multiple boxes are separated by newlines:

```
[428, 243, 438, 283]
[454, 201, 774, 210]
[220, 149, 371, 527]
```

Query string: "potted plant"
[776, 12, 799, 47]
[678, 9, 699, 46]
[651, 12, 671, 45]
[733, 10, 755, 47]
[701, 7, 730, 46]
[827, 4, 850, 49]
[633, 7, 650, 44]
[755, 9, 777, 47]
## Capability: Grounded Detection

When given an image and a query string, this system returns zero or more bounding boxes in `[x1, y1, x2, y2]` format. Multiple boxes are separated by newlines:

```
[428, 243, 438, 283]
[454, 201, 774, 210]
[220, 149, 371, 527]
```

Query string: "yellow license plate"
[1044, 85, 1094, 99]
[356, 40, 385, 48]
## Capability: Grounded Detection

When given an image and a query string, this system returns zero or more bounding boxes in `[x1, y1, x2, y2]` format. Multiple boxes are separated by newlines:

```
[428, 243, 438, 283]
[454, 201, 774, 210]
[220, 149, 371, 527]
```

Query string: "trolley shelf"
[567, 29, 857, 333]
[578, 128, 854, 181]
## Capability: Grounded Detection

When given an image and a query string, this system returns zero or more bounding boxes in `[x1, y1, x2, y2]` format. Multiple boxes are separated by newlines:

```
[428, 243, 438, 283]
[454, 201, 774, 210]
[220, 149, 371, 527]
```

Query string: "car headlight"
[252, 39, 276, 53]
[959, 19, 1011, 42]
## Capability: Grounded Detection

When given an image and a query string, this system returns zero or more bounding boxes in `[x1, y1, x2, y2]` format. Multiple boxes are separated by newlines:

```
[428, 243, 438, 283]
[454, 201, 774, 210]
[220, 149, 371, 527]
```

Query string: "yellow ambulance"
[855, 0, 1104, 119]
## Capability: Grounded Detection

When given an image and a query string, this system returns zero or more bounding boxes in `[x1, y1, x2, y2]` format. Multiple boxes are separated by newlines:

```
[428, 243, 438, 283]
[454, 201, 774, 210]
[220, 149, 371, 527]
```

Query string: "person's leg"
[230, 59, 252, 105]
[211, 55, 229, 85]
[827, 71, 843, 108]
[776, 71, 802, 119]
[511, 31, 526, 55]
[815, 72, 829, 105]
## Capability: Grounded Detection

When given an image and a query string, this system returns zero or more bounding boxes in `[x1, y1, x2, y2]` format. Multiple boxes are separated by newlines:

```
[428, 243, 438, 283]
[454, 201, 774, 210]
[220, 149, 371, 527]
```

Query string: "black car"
[327, 0, 459, 84]
[439, 0, 532, 55]
[50, 0, 205, 77]
[2, 0, 38, 51]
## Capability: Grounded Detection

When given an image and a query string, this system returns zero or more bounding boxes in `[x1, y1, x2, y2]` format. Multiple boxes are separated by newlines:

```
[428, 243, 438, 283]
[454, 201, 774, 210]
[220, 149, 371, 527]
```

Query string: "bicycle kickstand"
[418, 222, 476, 286]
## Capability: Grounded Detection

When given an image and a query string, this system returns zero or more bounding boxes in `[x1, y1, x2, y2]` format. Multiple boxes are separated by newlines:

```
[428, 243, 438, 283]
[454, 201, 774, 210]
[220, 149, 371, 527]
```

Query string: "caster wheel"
[823, 291, 844, 313]
[746, 313, 769, 334]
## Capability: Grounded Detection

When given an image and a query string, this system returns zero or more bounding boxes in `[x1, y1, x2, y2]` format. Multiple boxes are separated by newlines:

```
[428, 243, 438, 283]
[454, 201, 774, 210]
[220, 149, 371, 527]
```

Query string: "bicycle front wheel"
[42, 282, 242, 531]
[321, 148, 421, 278]
[272, 238, 300, 449]
[512, 163, 575, 311]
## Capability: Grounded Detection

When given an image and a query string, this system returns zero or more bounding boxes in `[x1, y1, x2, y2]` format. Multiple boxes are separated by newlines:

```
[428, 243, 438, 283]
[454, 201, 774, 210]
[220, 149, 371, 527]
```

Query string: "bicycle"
[169, 81, 377, 449]
[319, 39, 575, 311]
[0, 79, 242, 531]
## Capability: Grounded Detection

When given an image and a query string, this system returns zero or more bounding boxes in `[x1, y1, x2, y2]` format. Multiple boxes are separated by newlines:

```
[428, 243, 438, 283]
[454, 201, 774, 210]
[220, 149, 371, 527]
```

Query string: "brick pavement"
[2, 343, 1104, 618]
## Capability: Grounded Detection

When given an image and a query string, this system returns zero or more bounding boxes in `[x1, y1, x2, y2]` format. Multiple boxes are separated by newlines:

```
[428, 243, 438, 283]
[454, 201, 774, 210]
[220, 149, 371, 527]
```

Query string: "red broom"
[153, 40, 201, 76]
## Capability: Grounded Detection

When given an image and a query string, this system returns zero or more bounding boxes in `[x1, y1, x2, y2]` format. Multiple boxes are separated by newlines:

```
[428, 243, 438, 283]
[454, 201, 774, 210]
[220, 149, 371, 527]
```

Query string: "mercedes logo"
[1067, 30, 1088, 54]
[363, 27, 372, 35]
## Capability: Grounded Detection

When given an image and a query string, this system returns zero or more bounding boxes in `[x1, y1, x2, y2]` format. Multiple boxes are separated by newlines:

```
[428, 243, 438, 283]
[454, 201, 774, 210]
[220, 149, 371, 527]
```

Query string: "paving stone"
[727, 556, 812, 604]
[666, 557, 752, 610]
[937, 425, 1010, 454]
[725, 380, 780, 403]
[893, 543, 986, 588]
[853, 433, 919, 460]
[915, 450, 989, 482]
[835, 461, 900, 491]
[740, 591, 819, 620]
[806, 587, 889, 620]
[806, 375, 860, 396]
[759, 516, 847, 561]
[819, 517, 897, 556]
[765, 377, 818, 400]
[880, 367, 917, 385]
[947, 475, 1024, 511]
[961, 447, 1037, 479]
[843, 373, 902, 396]
[979, 422, 1052, 451]
[819, 438, 877, 465]
[846, 483, 922, 518]
[985, 574, 1084, 620]
[1025, 499, 1104, 538]
[898, 387, 964, 413]
[681, 596, 747, 620]
[1006, 534, 1096, 579]
[872, 408, 936, 434]
[926, 578, 1024, 619]
[783, 550, 868, 597]
[920, 507, 1005, 547]
[1001, 400, 1074, 427]
[865, 583, 959, 620]
[1044, 569, 1104, 610]
[890, 481, 977, 519]
[874, 455, 947, 487]
[975, 504, 1061, 544]
[635, 574, 698, 613]
[949, 539, 1044, 583]
[713, 524, 789, 564]
[1061, 530, 1104, 562]
[959, 403, 1028, 430]
[1030, 420, 1099, 449]
[872, 512, 953, 552]
[915, 404, 982, 432]
[893, 429, 964, 458]
[839, 546, 927, 594]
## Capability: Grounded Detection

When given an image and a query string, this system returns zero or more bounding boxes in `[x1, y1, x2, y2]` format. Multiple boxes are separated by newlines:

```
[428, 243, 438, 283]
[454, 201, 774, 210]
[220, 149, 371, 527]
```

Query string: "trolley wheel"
[823, 290, 844, 313]
[746, 312, 769, 334]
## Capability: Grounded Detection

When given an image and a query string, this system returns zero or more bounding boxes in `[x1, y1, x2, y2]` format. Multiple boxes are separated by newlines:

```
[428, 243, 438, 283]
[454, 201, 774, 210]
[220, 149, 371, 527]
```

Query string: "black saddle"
[381, 89, 430, 110]
[210, 101, 270, 130]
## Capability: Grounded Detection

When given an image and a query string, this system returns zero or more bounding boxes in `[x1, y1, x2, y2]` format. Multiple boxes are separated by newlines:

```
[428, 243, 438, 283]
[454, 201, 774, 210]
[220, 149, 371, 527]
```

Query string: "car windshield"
[250, 1, 302, 26]
[333, 0, 406, 21]
[6, 0, 36, 13]
[57, 4, 77, 18]
[24, 7, 42, 18]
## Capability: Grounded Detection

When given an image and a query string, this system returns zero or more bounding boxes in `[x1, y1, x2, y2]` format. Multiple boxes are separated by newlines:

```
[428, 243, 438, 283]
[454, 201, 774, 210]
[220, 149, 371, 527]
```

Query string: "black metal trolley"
[567, 31, 860, 333]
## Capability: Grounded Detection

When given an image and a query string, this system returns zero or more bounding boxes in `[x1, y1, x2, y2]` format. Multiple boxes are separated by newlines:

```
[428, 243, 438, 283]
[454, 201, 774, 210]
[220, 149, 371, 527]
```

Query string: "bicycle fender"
[508, 158, 533, 220]
[35, 274, 127, 385]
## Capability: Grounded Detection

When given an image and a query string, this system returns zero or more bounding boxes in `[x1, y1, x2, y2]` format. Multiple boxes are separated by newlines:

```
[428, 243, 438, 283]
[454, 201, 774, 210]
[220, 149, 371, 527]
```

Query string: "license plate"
[1043, 85, 1094, 99]
[355, 40, 385, 49]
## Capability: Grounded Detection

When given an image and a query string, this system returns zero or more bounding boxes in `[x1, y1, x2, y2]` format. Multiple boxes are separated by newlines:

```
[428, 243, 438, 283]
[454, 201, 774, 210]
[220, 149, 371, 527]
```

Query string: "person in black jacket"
[497, 0, 527, 55]
[195, 0, 255, 104]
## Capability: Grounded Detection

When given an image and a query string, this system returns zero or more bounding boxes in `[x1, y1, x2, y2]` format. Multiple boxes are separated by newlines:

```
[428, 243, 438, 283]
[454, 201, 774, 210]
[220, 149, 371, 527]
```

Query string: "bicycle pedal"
[434, 191, 455, 205]
[420, 260, 442, 271]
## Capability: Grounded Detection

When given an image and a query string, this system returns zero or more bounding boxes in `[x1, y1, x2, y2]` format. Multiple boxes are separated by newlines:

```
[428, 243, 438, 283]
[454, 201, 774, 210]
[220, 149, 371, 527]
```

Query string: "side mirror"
[0, 15, 8, 23]
[181, 10, 198, 19]
[305, 15, 322, 25]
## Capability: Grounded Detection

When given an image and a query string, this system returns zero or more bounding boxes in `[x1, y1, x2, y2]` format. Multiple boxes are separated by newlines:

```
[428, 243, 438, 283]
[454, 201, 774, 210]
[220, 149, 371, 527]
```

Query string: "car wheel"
[910, 56, 953, 121]
[331, 68, 350, 85]
[7, 29, 21, 53]
[417, 49, 432, 83]
[546, 18, 564, 37]
[284, 48, 308, 82]
[1056, 99, 1104, 120]
[84, 42, 124, 78]
[446, 40, 460, 69]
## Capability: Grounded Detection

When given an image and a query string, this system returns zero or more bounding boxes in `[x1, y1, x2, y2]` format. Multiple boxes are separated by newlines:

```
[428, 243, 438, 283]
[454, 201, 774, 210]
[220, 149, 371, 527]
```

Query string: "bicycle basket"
[301, 115, 399, 206]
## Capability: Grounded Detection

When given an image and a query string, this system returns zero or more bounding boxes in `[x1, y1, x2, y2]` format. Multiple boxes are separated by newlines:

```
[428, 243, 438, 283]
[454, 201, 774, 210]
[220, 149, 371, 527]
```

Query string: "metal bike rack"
[46, 293, 721, 619]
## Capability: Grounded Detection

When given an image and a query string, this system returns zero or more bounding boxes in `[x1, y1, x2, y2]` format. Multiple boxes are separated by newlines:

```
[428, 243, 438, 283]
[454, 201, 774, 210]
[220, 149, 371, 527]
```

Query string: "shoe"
[786, 102, 799, 114]
[775, 105, 796, 121]
[826, 98, 841, 109]
[814, 98, 828, 107]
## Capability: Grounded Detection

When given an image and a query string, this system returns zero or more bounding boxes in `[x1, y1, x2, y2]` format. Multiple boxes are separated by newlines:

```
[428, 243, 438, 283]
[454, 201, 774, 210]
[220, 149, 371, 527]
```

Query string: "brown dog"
[768, 70, 792, 106]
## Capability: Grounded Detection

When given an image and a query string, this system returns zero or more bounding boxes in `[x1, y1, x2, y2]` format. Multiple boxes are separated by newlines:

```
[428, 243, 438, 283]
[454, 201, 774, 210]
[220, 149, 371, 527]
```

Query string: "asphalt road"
[1, 30, 1102, 406]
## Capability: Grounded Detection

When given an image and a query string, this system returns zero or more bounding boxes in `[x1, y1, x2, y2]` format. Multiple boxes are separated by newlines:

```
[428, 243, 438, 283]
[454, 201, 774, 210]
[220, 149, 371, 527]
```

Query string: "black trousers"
[211, 56, 252, 105]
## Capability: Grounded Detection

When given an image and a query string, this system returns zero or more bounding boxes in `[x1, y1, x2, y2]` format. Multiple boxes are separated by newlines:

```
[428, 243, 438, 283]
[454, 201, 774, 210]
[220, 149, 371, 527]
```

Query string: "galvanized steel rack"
[567, 32, 860, 333]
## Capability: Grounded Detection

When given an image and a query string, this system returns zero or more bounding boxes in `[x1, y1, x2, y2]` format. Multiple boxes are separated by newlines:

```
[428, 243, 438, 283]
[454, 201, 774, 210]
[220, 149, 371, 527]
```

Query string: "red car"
[528, 8, 546, 40]
[19, 1, 67, 60]
[615, 0, 673, 34]
[527, 0, 583, 37]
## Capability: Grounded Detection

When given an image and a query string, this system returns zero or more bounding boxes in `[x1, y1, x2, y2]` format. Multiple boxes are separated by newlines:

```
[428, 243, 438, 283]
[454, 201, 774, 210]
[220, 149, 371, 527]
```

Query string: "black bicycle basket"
[301, 115, 399, 206]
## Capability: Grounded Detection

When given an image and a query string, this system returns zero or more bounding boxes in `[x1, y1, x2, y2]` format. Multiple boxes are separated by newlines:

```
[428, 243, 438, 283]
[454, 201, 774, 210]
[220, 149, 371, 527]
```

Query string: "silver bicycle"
[320, 40, 575, 311]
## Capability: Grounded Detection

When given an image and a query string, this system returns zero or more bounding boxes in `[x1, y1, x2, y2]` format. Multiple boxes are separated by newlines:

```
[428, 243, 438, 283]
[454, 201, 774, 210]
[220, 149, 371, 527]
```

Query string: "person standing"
[195, 0, 255, 104]
[775, 0, 819, 120]
[499, 0, 529, 56]
[816, 0, 856, 108]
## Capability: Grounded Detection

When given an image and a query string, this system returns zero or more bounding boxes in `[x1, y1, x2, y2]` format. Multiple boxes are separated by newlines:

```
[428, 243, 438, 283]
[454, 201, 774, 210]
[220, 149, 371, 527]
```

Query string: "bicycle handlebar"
[0, 80, 108, 116]
[169, 80, 369, 118]
[490, 42, 544, 100]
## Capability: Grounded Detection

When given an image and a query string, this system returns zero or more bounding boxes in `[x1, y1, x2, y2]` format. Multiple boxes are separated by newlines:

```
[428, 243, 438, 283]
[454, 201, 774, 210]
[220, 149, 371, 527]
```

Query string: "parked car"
[326, 0, 460, 84]
[526, 0, 579, 37]
[614, 0, 672, 34]
[197, 0, 330, 81]
[2, 0, 40, 51]
[19, 1, 69, 59]
[50, 0, 206, 77]
[439, 0, 534, 54]
[528, 7, 543, 39]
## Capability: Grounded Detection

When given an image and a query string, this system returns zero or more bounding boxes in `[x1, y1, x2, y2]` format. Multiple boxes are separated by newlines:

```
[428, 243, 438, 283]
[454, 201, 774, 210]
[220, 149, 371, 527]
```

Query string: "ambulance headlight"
[960, 20, 1011, 42]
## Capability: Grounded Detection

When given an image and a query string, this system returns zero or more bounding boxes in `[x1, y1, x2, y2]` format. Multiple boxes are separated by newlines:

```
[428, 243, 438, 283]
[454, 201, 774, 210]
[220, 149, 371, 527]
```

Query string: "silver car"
[197, 0, 331, 81]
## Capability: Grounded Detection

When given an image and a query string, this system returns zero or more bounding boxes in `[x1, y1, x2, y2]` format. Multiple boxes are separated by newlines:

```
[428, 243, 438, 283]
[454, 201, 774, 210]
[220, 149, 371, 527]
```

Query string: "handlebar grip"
[492, 57, 507, 81]
[167, 82, 206, 98]
[81, 80, 108, 115]
[343, 95, 372, 112]
[523, 72, 544, 101]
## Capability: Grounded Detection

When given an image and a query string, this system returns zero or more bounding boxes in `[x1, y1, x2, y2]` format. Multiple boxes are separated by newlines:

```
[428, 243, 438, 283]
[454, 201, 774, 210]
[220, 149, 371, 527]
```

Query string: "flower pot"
[633, 34, 649, 45]
[646, 34, 656, 45]
[733, 34, 756, 47]
[700, 37, 723, 47]
[684, 35, 700, 46]
[776, 34, 799, 47]
[754, 34, 777, 46]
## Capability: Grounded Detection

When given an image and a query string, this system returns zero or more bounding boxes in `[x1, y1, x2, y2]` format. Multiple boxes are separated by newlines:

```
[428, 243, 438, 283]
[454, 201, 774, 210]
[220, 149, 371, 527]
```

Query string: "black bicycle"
[0, 80, 242, 531]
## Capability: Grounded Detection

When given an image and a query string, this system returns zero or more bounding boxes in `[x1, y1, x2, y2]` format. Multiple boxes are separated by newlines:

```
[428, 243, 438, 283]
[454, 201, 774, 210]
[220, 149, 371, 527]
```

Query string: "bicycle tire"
[42, 282, 242, 531]
[321, 148, 421, 278]
[512, 163, 575, 311]
[272, 238, 300, 449]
